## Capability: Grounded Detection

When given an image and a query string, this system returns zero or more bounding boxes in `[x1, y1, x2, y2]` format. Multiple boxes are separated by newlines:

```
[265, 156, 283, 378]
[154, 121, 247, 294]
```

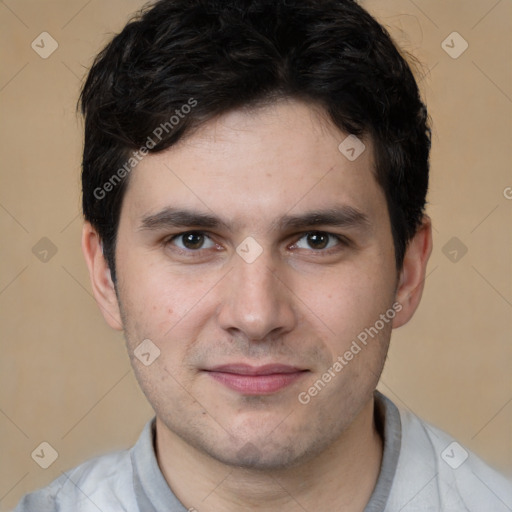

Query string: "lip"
[204, 364, 308, 395]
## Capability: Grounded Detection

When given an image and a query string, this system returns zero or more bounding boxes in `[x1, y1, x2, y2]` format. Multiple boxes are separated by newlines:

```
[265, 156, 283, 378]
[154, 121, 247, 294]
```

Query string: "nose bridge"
[217, 245, 296, 340]
[236, 252, 276, 303]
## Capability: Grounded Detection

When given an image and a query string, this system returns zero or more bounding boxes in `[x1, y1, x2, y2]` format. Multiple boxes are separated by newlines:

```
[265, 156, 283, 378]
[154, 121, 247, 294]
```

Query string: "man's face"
[113, 100, 399, 468]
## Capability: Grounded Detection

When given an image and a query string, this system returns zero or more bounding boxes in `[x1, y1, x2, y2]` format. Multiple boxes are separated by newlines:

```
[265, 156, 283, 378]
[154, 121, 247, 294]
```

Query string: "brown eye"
[171, 232, 215, 251]
[306, 232, 329, 249]
[182, 232, 204, 249]
[292, 231, 346, 252]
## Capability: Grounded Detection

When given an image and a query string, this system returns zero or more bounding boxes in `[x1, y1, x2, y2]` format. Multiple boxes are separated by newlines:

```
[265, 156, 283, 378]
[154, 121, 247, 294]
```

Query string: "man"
[14, 0, 512, 510]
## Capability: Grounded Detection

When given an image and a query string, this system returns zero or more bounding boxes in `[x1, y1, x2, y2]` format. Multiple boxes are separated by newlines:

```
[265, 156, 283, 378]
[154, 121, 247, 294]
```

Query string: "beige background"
[1, 0, 511, 509]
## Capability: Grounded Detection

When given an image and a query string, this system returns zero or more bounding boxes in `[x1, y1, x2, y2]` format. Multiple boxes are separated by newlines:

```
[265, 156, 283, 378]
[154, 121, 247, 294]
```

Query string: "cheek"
[117, 256, 221, 356]
[118, 253, 180, 319]
[301, 263, 395, 343]
[120, 283, 177, 340]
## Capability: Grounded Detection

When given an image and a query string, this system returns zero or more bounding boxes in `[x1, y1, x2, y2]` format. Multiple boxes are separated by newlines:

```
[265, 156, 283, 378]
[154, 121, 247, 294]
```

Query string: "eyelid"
[290, 231, 350, 251]
[165, 230, 217, 251]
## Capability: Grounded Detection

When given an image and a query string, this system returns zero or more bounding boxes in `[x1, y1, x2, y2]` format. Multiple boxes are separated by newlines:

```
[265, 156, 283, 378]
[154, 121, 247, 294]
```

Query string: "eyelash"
[163, 230, 350, 257]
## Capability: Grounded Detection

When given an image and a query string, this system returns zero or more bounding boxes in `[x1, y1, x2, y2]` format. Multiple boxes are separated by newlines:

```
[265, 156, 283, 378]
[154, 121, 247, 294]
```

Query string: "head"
[81, 0, 432, 469]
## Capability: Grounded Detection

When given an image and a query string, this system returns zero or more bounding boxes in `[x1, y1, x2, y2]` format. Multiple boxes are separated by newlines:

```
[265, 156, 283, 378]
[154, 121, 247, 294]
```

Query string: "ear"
[392, 215, 433, 329]
[81, 222, 123, 330]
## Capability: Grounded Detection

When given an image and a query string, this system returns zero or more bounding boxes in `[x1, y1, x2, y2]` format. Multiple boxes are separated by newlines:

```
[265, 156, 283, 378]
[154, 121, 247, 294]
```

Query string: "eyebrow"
[138, 205, 370, 233]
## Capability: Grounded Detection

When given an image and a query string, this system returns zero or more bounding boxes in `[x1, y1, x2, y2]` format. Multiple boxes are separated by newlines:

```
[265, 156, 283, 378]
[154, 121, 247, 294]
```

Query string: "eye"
[169, 231, 216, 251]
[293, 231, 345, 251]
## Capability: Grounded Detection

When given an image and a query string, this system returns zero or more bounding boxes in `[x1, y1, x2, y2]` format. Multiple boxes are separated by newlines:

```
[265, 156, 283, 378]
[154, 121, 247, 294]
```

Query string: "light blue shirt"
[13, 392, 512, 511]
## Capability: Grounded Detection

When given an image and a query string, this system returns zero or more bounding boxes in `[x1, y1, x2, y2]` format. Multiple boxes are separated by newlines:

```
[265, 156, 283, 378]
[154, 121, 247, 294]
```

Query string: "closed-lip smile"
[203, 363, 309, 394]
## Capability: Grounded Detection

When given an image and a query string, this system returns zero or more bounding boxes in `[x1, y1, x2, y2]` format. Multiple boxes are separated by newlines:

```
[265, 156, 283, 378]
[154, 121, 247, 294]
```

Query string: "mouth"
[203, 364, 309, 395]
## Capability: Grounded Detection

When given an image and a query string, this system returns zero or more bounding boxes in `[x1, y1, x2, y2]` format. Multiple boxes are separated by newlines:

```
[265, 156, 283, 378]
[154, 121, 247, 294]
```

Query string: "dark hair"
[79, 0, 430, 283]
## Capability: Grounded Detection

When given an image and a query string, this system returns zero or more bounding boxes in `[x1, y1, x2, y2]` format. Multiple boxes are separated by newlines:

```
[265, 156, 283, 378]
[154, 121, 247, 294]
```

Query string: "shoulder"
[12, 449, 136, 512]
[387, 401, 512, 511]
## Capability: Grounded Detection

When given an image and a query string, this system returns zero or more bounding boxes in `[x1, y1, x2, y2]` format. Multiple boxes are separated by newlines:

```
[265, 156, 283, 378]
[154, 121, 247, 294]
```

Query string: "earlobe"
[392, 216, 433, 329]
[81, 222, 123, 331]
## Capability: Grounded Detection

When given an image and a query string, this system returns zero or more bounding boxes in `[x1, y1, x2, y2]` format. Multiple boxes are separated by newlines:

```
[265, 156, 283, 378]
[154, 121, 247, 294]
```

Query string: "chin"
[216, 446, 301, 471]
[201, 431, 330, 471]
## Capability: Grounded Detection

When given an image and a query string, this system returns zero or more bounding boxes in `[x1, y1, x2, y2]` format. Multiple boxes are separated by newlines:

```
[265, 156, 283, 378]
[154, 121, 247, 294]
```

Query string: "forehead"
[120, 99, 385, 230]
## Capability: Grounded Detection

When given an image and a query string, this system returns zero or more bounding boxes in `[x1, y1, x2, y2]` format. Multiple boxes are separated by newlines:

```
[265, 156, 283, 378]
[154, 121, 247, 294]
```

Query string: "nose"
[216, 248, 298, 342]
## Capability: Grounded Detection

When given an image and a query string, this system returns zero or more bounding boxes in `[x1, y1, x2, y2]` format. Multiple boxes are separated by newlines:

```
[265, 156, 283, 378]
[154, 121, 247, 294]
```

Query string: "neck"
[156, 396, 383, 512]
